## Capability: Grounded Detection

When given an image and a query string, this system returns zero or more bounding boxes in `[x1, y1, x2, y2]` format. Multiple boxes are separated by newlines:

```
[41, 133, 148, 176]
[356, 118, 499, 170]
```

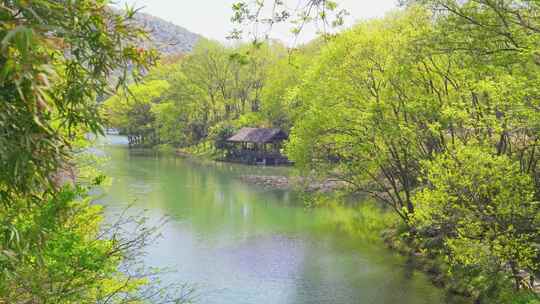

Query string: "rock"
[238, 175, 346, 192]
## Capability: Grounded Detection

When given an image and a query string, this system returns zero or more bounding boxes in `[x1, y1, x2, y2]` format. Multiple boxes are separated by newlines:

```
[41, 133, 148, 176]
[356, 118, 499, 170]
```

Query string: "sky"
[118, 0, 398, 44]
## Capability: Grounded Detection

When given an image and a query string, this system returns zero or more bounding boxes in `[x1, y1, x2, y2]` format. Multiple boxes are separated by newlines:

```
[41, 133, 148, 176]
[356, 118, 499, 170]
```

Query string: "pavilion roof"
[227, 127, 288, 144]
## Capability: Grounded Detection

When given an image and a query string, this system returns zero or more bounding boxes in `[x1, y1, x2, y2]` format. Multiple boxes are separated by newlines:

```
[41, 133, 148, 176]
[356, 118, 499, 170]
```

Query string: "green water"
[98, 136, 449, 304]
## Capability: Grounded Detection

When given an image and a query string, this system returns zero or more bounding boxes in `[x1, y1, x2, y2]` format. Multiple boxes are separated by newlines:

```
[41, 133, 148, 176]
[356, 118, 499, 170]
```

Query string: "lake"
[98, 136, 449, 304]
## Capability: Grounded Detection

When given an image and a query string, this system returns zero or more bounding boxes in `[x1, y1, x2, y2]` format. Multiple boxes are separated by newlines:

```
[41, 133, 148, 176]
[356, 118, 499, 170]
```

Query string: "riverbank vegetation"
[102, 39, 307, 152]
[0, 2, 192, 303]
[103, 1, 540, 302]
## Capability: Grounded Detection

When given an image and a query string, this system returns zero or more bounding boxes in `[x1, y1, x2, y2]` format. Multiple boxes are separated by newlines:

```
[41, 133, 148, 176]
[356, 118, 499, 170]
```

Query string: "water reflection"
[98, 136, 447, 304]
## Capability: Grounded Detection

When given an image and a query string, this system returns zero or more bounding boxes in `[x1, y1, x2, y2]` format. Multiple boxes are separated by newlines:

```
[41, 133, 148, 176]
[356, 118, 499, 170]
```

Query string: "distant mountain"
[134, 12, 202, 55]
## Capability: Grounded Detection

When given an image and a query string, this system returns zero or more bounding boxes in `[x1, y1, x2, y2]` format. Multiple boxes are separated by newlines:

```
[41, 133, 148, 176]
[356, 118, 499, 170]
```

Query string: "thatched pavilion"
[226, 127, 289, 165]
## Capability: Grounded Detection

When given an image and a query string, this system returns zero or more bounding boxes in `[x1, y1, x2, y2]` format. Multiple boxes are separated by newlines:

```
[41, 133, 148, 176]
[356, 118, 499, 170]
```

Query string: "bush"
[413, 146, 540, 302]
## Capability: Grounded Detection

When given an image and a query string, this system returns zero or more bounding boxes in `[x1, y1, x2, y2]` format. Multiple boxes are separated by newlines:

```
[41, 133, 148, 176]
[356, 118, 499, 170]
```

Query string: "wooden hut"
[226, 127, 289, 165]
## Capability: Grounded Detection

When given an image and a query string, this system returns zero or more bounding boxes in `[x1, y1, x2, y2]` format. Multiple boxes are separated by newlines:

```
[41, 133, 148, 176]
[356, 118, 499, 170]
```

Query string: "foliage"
[103, 39, 293, 148]
[277, 3, 540, 302]
[0, 1, 157, 200]
[260, 46, 316, 131]
[210, 122, 236, 151]
[287, 7, 437, 222]
[102, 79, 170, 145]
[230, 0, 348, 41]
[0, 1, 192, 303]
[0, 183, 193, 304]
[413, 146, 540, 300]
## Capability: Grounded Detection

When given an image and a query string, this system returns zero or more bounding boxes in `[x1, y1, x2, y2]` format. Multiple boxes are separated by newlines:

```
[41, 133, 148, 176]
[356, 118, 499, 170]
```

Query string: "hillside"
[135, 12, 201, 55]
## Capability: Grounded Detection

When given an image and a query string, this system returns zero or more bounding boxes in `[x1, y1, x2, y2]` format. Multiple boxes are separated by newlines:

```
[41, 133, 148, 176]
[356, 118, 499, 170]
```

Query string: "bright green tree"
[287, 7, 440, 222]
[103, 80, 170, 145]
[0, 1, 190, 303]
[413, 146, 540, 301]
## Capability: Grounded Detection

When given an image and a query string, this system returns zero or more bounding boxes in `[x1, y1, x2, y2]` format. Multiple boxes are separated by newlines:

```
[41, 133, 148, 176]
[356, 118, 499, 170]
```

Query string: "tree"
[408, 0, 540, 198]
[260, 42, 315, 131]
[287, 7, 440, 222]
[103, 39, 289, 148]
[103, 80, 170, 145]
[0, 1, 156, 198]
[284, 6, 540, 300]
[0, 1, 191, 303]
[230, 0, 348, 41]
[413, 146, 540, 301]
[409, 0, 540, 58]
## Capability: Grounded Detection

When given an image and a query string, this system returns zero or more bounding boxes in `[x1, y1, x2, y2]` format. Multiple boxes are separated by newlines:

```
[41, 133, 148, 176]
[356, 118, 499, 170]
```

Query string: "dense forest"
[1, 0, 540, 303]
[103, 2, 540, 303]
[102, 39, 304, 150]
